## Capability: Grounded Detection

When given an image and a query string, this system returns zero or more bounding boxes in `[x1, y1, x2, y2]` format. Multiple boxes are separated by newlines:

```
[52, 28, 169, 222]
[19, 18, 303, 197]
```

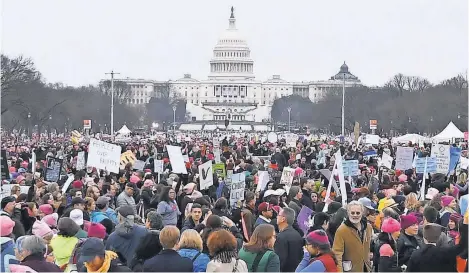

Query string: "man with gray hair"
[274, 207, 304, 272]
[332, 200, 373, 272]
[14, 235, 61, 272]
[145, 210, 163, 232]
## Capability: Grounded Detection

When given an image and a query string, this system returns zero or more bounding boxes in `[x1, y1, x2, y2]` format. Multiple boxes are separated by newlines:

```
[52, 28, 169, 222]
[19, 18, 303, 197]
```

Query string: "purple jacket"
[20, 254, 61, 272]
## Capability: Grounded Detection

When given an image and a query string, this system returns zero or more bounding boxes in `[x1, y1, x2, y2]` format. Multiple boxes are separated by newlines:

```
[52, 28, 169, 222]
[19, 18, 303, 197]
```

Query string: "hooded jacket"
[1, 237, 19, 272]
[105, 217, 147, 266]
[49, 235, 78, 267]
[90, 208, 119, 225]
[178, 248, 211, 272]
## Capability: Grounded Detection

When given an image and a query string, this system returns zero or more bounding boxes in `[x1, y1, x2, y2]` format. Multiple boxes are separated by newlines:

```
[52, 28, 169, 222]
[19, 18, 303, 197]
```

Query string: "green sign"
[213, 163, 226, 178]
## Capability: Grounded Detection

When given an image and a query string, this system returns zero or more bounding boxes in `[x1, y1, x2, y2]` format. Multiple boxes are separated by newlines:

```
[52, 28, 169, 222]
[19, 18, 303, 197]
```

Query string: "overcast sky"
[2, 0, 467, 87]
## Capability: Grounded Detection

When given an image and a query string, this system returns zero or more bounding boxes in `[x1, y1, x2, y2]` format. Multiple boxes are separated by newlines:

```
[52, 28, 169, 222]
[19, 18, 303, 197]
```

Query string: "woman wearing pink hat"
[374, 217, 401, 272]
[0, 216, 19, 272]
[440, 195, 458, 227]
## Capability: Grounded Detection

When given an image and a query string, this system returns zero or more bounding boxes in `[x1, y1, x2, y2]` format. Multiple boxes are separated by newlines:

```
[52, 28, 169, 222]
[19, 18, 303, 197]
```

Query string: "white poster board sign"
[285, 134, 298, 148]
[460, 157, 469, 170]
[230, 172, 246, 206]
[166, 145, 187, 174]
[256, 171, 269, 193]
[395, 146, 414, 170]
[280, 167, 295, 192]
[379, 152, 393, 169]
[76, 151, 85, 170]
[431, 144, 450, 174]
[134, 160, 145, 171]
[62, 174, 75, 194]
[198, 161, 213, 190]
[87, 139, 121, 174]
[154, 159, 164, 173]
[214, 149, 221, 163]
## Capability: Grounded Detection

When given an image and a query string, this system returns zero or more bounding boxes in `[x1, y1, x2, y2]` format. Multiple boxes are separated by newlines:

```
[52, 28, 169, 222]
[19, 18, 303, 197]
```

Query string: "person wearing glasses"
[332, 201, 373, 272]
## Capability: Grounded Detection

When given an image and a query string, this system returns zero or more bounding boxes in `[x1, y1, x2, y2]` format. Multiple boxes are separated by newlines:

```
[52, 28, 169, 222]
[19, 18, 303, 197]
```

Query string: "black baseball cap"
[80, 238, 105, 262]
[71, 197, 85, 206]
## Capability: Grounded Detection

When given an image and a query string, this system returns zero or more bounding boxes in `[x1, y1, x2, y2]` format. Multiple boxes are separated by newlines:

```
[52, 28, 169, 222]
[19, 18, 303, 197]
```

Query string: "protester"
[80, 238, 131, 272]
[156, 186, 181, 226]
[178, 229, 211, 272]
[143, 226, 193, 272]
[206, 229, 248, 272]
[274, 207, 304, 272]
[49, 217, 80, 270]
[332, 201, 372, 272]
[238, 224, 280, 272]
[11, 235, 61, 272]
[295, 230, 338, 272]
[1, 216, 19, 272]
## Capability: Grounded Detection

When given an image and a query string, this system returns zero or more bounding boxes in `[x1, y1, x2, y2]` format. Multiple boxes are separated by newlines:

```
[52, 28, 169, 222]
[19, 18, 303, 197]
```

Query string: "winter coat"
[19, 253, 61, 272]
[274, 226, 304, 272]
[396, 232, 422, 266]
[332, 218, 373, 272]
[143, 249, 193, 272]
[0, 210, 25, 239]
[49, 235, 78, 267]
[406, 223, 468, 272]
[178, 248, 210, 272]
[300, 189, 315, 210]
[238, 247, 280, 272]
[181, 216, 203, 233]
[156, 200, 180, 226]
[82, 257, 131, 272]
[206, 257, 248, 272]
[295, 252, 338, 272]
[1, 237, 19, 272]
[91, 208, 119, 225]
[373, 233, 399, 272]
[288, 199, 302, 216]
[105, 222, 148, 266]
[116, 192, 136, 214]
[240, 206, 256, 240]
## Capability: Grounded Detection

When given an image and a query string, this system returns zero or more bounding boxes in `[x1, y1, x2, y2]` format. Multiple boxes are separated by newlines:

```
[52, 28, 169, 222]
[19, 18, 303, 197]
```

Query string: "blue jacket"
[178, 248, 210, 272]
[143, 249, 193, 272]
[105, 223, 147, 266]
[91, 208, 118, 225]
[1, 237, 19, 272]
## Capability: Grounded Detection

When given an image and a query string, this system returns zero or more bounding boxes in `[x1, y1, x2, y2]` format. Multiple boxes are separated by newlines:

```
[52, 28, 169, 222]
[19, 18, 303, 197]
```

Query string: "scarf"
[85, 251, 117, 273]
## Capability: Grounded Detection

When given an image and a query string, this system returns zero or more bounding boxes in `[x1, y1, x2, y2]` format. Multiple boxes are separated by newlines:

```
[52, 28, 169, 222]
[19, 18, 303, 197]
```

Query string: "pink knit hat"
[305, 230, 330, 249]
[400, 214, 418, 229]
[87, 223, 106, 239]
[42, 213, 59, 228]
[381, 217, 401, 233]
[441, 195, 455, 207]
[379, 244, 394, 257]
[130, 175, 140, 184]
[0, 216, 15, 236]
[16, 175, 25, 184]
[39, 204, 53, 216]
[398, 174, 407, 183]
[32, 220, 53, 238]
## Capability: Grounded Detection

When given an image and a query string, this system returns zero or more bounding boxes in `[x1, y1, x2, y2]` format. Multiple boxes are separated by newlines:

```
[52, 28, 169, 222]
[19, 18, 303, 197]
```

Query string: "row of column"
[211, 63, 252, 73]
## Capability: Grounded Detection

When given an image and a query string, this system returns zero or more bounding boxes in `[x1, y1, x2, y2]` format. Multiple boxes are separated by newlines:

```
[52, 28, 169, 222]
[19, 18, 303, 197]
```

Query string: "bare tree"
[99, 80, 132, 102]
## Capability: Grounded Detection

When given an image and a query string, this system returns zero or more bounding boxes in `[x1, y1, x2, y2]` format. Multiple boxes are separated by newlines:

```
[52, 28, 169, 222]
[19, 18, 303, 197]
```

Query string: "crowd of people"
[0, 132, 468, 272]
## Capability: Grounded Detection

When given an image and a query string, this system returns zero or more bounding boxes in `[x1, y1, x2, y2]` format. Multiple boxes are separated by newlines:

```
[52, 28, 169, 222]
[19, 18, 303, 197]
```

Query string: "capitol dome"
[209, 7, 254, 80]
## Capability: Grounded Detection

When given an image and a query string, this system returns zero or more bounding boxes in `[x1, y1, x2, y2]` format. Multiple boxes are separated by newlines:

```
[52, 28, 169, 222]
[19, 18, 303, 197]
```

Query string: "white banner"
[230, 172, 245, 206]
[431, 144, 450, 174]
[154, 159, 164, 173]
[87, 139, 121, 174]
[198, 161, 213, 190]
[31, 151, 36, 173]
[395, 146, 414, 170]
[76, 151, 85, 170]
[166, 145, 187, 174]
[280, 167, 295, 193]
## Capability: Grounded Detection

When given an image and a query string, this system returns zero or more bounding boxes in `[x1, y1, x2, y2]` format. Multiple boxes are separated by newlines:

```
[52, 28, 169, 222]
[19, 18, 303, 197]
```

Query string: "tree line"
[271, 73, 468, 135]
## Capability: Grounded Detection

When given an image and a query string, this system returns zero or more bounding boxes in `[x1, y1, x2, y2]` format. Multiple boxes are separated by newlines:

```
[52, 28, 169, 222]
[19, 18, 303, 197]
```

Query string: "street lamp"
[458, 113, 461, 119]
[287, 107, 292, 132]
[48, 115, 52, 140]
[27, 112, 31, 137]
[333, 62, 357, 136]
[172, 105, 177, 134]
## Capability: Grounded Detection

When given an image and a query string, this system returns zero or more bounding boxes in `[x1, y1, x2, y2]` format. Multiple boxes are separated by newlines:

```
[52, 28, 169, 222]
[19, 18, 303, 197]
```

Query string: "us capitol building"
[118, 7, 361, 124]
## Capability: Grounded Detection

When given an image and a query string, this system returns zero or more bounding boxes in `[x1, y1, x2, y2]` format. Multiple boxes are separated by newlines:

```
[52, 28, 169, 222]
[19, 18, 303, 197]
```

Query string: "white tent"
[432, 121, 464, 141]
[392, 134, 428, 144]
[116, 125, 131, 135]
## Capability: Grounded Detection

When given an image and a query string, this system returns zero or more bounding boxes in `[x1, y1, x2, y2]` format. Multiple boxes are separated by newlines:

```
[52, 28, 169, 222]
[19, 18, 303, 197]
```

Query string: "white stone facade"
[114, 7, 361, 122]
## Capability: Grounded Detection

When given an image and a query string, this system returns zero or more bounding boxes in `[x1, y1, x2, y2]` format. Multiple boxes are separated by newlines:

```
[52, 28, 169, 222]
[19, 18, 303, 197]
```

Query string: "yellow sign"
[120, 151, 136, 169]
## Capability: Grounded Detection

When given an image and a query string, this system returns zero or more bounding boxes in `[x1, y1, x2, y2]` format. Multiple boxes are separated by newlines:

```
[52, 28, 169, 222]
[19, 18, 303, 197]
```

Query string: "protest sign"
[342, 160, 359, 176]
[213, 163, 226, 178]
[334, 150, 347, 206]
[154, 160, 164, 173]
[230, 173, 245, 206]
[280, 167, 295, 192]
[45, 156, 63, 183]
[62, 174, 75, 194]
[431, 144, 450, 174]
[133, 160, 145, 171]
[87, 139, 121, 174]
[225, 169, 233, 186]
[448, 146, 462, 173]
[199, 161, 213, 190]
[166, 145, 187, 174]
[31, 151, 36, 174]
[379, 152, 393, 169]
[460, 157, 469, 170]
[395, 146, 414, 170]
[256, 171, 269, 192]
[297, 206, 313, 235]
[120, 151, 136, 169]
[415, 157, 437, 174]
[76, 151, 85, 170]
[285, 134, 298, 148]
[214, 149, 221, 163]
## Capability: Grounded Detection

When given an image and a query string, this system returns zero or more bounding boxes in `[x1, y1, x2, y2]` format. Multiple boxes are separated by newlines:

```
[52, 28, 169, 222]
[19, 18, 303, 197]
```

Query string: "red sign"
[465, 132, 468, 141]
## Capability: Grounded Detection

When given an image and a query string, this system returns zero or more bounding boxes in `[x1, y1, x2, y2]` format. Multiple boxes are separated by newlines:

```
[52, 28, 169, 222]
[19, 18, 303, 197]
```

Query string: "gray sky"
[2, 0, 467, 87]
